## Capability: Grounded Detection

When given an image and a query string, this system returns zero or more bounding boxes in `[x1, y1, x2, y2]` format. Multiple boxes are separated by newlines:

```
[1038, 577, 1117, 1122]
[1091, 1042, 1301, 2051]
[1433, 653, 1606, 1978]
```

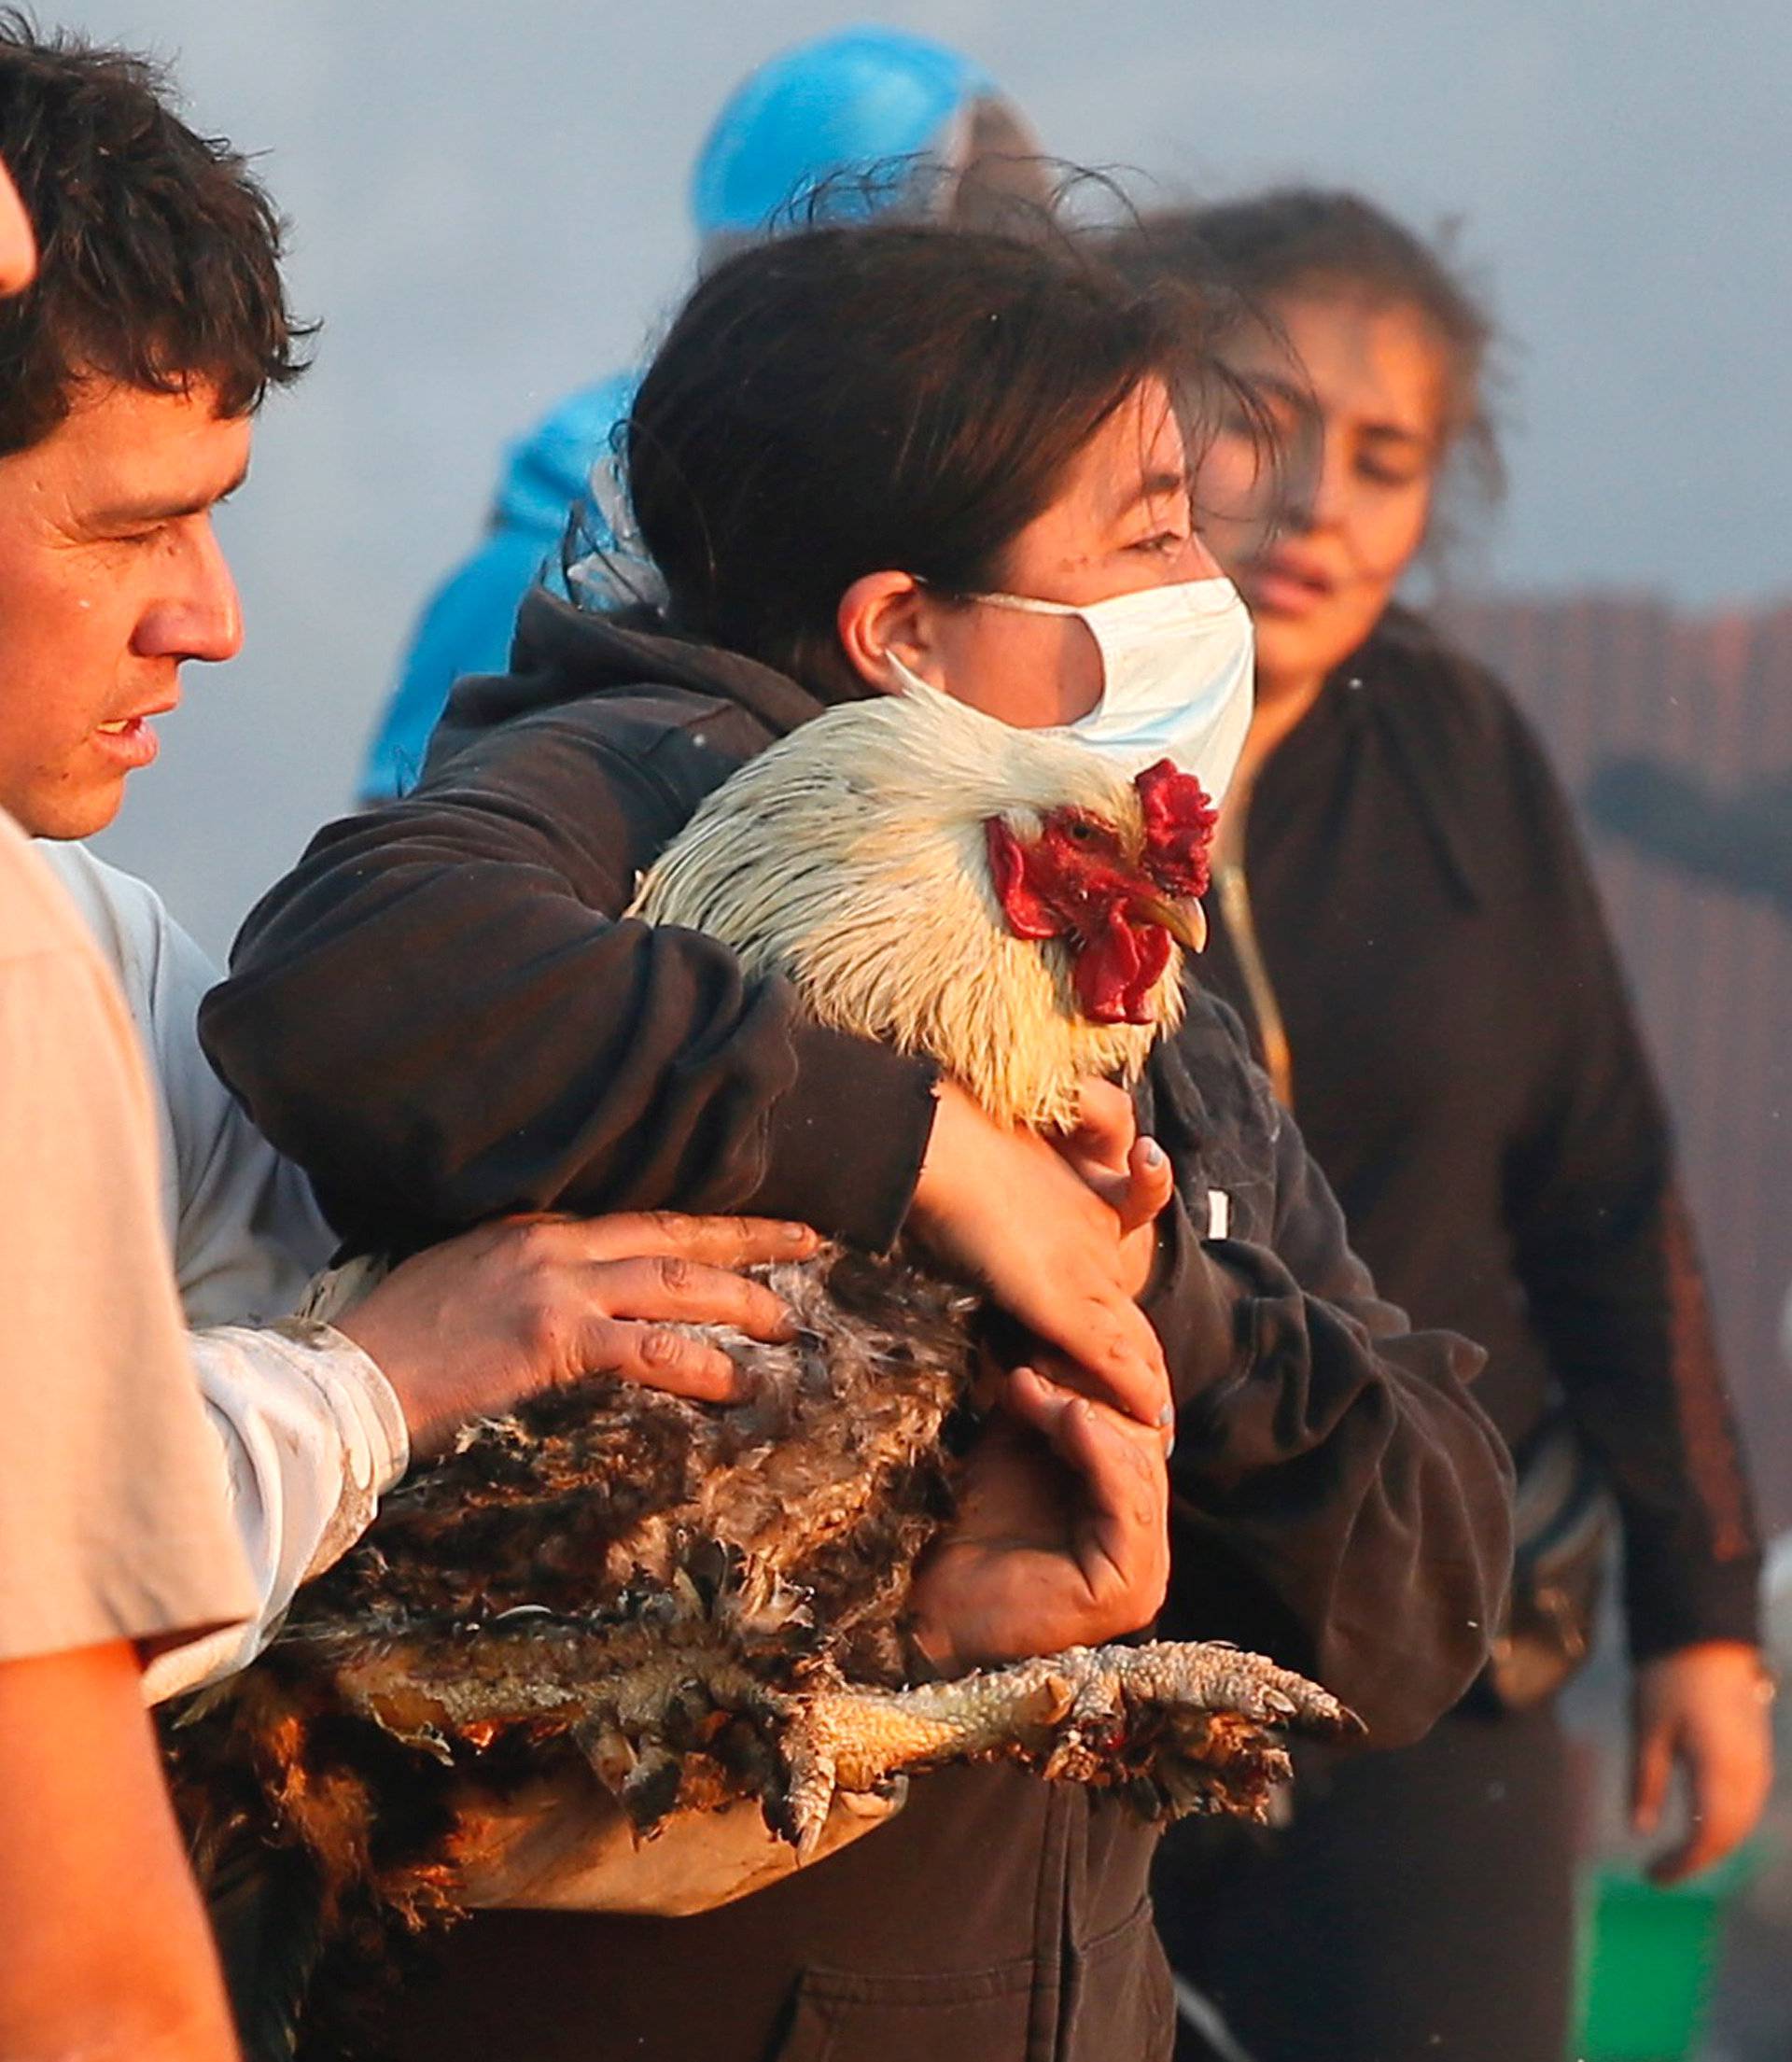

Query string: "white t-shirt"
[0, 813, 258, 1662]
[37, 844, 410, 1701]
[44, 843, 333, 1326]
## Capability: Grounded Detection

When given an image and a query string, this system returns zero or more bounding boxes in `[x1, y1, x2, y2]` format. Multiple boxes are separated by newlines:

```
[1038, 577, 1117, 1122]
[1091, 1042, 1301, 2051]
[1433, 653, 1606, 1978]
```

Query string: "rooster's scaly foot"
[776, 1638, 1358, 1853]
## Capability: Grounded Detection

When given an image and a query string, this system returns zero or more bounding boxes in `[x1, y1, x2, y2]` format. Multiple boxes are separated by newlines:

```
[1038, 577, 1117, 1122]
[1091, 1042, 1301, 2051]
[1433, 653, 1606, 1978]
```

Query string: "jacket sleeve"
[201, 708, 939, 1255]
[1143, 1095, 1515, 1746]
[1500, 708, 1760, 1661]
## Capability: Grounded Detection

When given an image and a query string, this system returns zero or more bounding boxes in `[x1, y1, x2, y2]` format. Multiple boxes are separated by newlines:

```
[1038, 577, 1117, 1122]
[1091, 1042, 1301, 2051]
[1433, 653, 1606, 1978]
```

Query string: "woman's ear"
[836, 571, 944, 695]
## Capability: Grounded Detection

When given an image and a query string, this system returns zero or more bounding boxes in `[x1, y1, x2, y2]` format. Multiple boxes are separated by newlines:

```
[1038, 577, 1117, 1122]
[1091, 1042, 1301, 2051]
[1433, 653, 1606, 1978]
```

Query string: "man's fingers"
[637, 1214, 820, 1269]
[580, 1317, 744, 1404]
[581, 1255, 798, 1341]
[517, 1212, 819, 1269]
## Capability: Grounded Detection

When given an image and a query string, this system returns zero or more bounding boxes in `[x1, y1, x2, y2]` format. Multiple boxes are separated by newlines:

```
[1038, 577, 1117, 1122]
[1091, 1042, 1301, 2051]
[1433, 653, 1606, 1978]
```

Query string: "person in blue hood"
[358, 25, 1044, 802]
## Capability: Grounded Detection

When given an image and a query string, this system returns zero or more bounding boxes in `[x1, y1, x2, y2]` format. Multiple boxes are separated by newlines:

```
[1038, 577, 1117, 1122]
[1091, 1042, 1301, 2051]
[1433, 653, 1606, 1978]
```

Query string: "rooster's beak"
[1130, 893, 1208, 954]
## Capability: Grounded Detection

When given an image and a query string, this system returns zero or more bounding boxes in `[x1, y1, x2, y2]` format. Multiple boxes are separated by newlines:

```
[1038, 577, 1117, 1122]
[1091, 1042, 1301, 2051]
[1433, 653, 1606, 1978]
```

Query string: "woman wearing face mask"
[201, 218, 1512, 2062]
[1117, 191, 1771, 2062]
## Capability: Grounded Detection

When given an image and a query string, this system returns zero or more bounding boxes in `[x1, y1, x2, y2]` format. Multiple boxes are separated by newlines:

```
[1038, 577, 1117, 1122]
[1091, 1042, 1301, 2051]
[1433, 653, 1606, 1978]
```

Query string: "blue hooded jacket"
[359, 27, 1004, 801]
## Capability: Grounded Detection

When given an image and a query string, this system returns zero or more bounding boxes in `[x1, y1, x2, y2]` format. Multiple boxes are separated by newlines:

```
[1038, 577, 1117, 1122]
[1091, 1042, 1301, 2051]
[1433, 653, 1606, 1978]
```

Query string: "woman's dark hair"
[1110, 188, 1505, 517]
[621, 217, 1240, 687]
[0, 12, 311, 456]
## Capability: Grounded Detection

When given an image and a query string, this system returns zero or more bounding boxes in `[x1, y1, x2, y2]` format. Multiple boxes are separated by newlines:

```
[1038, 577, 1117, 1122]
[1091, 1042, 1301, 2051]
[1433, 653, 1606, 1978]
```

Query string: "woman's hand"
[903, 1361, 1171, 1678]
[1631, 1639, 1775, 1884]
[1048, 1078, 1173, 1298]
[334, 1212, 819, 1461]
[909, 1080, 1172, 1429]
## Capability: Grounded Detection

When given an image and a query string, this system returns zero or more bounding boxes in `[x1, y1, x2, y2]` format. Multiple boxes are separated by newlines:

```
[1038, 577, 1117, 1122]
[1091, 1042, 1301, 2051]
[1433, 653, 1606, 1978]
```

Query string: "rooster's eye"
[1064, 821, 1095, 844]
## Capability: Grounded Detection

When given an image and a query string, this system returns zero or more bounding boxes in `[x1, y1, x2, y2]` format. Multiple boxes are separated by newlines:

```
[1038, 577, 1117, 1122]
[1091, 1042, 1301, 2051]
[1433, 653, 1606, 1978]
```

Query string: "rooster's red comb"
[1135, 759, 1217, 898]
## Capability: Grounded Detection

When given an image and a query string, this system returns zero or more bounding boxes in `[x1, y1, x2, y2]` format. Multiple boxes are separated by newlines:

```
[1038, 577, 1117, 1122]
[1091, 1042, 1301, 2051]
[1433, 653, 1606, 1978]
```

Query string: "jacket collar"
[426, 591, 836, 779]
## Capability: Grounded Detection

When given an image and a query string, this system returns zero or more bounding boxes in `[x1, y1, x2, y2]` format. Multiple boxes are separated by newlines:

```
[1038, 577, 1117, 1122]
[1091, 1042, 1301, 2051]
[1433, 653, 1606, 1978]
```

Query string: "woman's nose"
[1281, 430, 1351, 537]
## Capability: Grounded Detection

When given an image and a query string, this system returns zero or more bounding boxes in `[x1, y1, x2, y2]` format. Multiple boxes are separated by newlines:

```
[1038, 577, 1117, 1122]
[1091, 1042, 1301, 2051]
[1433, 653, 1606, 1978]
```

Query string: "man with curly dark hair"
[0, 9, 308, 836]
[0, 24, 824, 2056]
[0, 21, 311, 2055]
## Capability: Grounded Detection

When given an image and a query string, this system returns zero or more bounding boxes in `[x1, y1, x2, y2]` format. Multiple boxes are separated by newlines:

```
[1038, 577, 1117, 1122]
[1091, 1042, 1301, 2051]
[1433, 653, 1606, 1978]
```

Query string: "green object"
[1575, 1846, 1757, 2061]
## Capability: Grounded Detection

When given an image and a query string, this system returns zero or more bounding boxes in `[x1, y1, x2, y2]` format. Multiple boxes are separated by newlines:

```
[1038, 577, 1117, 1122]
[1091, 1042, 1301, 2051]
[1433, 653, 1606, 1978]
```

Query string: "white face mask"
[968, 577, 1255, 806]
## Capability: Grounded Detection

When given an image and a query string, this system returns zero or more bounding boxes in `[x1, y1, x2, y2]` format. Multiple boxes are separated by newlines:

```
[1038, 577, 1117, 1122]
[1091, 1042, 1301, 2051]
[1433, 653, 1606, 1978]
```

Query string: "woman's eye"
[1127, 531, 1187, 556]
[1356, 456, 1426, 491]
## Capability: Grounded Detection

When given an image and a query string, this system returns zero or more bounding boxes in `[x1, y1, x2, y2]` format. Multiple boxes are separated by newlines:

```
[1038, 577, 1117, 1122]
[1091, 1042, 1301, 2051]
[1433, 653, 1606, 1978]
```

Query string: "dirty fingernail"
[1141, 1138, 1167, 1169]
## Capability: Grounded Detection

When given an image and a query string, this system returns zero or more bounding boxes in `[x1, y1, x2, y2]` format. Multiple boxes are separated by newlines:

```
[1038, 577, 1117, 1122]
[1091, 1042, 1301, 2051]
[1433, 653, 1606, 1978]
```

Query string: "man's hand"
[1631, 1639, 1775, 1884]
[334, 1212, 819, 1461]
[911, 1079, 1172, 1431]
[1048, 1078, 1173, 1298]
[903, 1361, 1171, 1678]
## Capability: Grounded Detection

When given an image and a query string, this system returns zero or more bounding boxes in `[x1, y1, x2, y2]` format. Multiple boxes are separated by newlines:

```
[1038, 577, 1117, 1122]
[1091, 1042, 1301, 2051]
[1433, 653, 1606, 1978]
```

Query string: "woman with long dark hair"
[1118, 190, 1771, 2062]
[202, 217, 1513, 2062]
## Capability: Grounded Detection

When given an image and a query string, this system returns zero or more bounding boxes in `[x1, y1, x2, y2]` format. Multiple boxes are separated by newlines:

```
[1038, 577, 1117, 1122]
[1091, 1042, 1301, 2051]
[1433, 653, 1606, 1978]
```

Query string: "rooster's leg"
[777, 1639, 1360, 1857]
[307, 1620, 1355, 1861]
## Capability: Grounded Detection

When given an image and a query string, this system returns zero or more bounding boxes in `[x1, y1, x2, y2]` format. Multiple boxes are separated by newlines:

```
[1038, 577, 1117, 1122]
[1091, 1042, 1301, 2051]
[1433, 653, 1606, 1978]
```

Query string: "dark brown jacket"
[1203, 610, 1758, 1661]
[203, 596, 1513, 2062]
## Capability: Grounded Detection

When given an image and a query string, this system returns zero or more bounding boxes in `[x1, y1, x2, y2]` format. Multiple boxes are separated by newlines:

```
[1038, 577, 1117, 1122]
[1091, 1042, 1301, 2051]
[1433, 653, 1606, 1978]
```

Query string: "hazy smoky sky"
[58, 0, 1791, 951]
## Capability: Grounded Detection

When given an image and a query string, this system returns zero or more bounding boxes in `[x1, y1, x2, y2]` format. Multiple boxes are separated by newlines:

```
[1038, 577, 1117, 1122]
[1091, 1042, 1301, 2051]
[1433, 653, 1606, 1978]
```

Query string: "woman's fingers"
[1038, 1375, 1169, 1532]
[1006, 1367, 1169, 1629]
[1059, 1398, 1170, 1626]
[1631, 1646, 1777, 1884]
[1053, 1078, 1139, 1172]
[1015, 1343, 1175, 1455]
[1040, 1291, 1172, 1430]
[1049, 1080, 1170, 1236]
[1056, 1131, 1173, 1242]
[908, 1079, 1170, 1425]
[1629, 1707, 1676, 1840]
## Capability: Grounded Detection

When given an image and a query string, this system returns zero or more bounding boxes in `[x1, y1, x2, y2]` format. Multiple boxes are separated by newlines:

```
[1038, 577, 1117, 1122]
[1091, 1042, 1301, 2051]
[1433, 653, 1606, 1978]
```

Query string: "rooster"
[175, 684, 1352, 2003]
[634, 682, 1215, 1129]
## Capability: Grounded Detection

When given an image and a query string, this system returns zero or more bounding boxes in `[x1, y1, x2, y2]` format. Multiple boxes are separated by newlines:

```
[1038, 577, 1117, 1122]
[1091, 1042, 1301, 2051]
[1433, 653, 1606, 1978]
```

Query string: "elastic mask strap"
[962, 589, 1080, 619]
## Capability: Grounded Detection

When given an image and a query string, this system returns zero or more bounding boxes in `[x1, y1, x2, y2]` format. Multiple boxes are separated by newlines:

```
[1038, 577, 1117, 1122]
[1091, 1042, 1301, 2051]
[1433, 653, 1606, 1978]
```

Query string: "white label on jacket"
[1207, 1189, 1231, 1241]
